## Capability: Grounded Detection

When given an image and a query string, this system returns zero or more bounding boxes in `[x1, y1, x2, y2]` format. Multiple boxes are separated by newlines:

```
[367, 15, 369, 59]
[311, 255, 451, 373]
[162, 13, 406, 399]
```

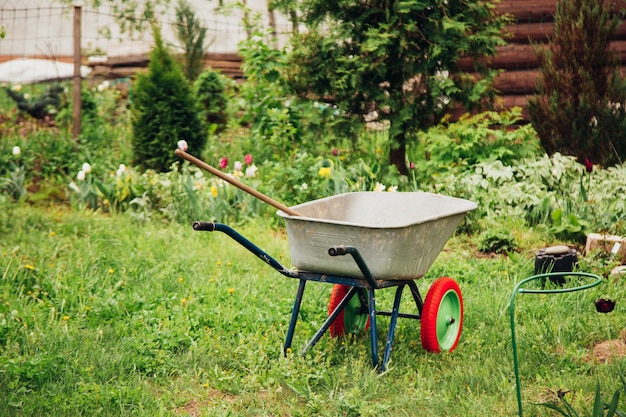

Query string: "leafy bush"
[131, 27, 206, 172]
[477, 229, 518, 254]
[194, 69, 228, 134]
[5, 83, 65, 120]
[411, 108, 542, 185]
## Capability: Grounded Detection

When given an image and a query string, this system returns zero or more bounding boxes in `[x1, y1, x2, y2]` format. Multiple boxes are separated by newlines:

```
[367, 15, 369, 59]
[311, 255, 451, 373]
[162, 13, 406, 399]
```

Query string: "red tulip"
[584, 159, 593, 173]
[594, 298, 615, 313]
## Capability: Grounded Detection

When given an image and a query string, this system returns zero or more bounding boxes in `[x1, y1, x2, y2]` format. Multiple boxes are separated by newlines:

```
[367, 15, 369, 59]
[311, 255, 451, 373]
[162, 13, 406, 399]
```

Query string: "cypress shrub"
[194, 69, 228, 134]
[528, 0, 626, 167]
[131, 28, 206, 172]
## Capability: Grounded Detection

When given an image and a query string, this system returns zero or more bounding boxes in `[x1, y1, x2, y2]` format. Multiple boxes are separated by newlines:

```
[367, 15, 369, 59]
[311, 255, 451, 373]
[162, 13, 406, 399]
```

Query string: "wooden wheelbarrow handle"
[175, 149, 302, 217]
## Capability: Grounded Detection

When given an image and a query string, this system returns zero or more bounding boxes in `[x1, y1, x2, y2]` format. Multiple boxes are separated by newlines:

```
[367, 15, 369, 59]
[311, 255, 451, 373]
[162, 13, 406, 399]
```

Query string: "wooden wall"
[457, 0, 626, 119]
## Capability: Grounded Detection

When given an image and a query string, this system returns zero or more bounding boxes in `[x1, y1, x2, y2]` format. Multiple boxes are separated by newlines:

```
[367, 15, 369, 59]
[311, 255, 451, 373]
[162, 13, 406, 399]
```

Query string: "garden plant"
[1, 0, 626, 415]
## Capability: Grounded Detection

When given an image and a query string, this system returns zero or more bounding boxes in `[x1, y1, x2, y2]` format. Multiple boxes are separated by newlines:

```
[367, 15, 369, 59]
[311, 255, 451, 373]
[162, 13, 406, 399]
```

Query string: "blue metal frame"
[193, 221, 425, 372]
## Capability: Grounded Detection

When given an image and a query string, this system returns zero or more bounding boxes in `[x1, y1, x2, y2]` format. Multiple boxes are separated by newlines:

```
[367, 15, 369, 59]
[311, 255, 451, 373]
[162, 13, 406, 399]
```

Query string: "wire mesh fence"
[0, 0, 292, 83]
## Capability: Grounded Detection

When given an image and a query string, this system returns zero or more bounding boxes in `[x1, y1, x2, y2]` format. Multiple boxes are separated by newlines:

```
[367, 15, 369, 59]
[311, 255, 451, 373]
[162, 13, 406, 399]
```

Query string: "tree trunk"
[389, 143, 408, 176]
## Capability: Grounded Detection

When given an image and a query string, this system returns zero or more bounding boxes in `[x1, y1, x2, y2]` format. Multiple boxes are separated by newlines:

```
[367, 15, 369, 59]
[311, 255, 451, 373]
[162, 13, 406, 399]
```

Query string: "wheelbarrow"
[192, 191, 477, 371]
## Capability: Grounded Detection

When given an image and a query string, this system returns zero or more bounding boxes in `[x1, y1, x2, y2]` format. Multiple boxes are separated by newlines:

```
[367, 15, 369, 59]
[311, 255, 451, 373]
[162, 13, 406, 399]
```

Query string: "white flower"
[69, 181, 80, 193]
[387, 185, 398, 192]
[23, 93, 30, 100]
[77, 170, 86, 181]
[12, 146, 21, 156]
[11, 84, 21, 92]
[177, 140, 188, 151]
[373, 182, 386, 192]
[300, 183, 308, 190]
[234, 161, 243, 172]
[245, 164, 258, 178]
[116, 164, 126, 177]
[81, 162, 92, 174]
[97, 80, 110, 92]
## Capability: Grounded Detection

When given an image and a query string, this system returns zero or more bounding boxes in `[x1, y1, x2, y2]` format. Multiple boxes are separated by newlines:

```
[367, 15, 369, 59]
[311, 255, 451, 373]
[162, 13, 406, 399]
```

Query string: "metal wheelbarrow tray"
[192, 191, 477, 371]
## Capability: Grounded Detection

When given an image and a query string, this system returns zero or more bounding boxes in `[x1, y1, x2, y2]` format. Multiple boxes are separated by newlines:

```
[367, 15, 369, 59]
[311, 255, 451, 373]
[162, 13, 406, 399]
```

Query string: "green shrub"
[174, 0, 208, 82]
[194, 69, 228, 134]
[4, 83, 65, 120]
[131, 27, 206, 172]
[477, 229, 518, 254]
[411, 108, 541, 185]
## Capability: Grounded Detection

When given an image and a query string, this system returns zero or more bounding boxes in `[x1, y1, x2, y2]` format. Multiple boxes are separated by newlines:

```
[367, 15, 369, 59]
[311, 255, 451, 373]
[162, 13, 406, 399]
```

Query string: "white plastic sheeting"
[0, 58, 91, 84]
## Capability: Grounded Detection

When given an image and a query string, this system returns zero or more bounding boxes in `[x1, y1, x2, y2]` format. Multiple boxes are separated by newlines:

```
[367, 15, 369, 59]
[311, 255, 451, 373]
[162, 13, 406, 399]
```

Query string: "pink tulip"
[244, 154, 253, 165]
[219, 158, 228, 169]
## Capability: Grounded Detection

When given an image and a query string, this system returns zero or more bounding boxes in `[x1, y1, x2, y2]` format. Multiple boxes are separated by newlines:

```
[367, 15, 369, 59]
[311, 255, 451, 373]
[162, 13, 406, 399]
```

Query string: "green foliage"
[55, 87, 101, 132]
[528, 0, 626, 167]
[477, 229, 518, 254]
[537, 370, 626, 417]
[5, 83, 65, 120]
[194, 69, 228, 134]
[174, 0, 209, 82]
[427, 152, 626, 243]
[131, 27, 206, 172]
[412, 108, 542, 184]
[235, 31, 302, 162]
[286, 0, 509, 173]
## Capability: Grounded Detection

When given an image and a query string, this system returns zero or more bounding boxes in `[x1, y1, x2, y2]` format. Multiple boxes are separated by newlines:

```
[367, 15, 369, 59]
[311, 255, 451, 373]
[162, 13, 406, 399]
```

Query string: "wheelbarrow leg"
[301, 286, 359, 355]
[382, 284, 405, 371]
[407, 280, 424, 316]
[367, 287, 379, 369]
[284, 279, 307, 355]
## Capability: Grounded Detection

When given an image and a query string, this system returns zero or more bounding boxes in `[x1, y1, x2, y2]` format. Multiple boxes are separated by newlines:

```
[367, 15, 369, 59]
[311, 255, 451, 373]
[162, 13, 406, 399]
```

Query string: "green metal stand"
[509, 272, 602, 417]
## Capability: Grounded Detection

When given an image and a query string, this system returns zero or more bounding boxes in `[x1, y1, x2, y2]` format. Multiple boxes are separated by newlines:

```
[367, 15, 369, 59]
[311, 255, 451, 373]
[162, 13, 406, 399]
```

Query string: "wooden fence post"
[73, 5, 82, 139]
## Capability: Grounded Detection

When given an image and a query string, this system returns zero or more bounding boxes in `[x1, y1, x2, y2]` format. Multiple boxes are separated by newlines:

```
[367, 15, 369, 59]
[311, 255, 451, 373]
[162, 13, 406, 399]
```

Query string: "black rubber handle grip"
[328, 246, 348, 256]
[192, 221, 216, 231]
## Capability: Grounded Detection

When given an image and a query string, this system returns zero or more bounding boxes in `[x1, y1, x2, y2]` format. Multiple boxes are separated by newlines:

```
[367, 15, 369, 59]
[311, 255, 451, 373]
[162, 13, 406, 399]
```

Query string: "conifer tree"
[131, 27, 206, 172]
[528, 0, 626, 166]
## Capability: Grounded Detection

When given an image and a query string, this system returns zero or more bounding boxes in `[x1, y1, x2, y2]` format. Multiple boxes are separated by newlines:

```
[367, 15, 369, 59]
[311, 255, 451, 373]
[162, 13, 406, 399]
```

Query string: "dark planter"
[534, 245, 578, 286]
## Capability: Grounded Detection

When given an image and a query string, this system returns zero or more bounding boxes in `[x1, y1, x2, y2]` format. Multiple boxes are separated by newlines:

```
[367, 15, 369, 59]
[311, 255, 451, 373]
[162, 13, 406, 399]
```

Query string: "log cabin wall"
[461, 0, 626, 120]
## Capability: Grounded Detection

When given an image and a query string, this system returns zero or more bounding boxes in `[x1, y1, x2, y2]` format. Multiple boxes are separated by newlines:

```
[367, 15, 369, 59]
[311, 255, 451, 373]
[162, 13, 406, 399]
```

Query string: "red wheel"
[328, 284, 370, 337]
[420, 277, 464, 353]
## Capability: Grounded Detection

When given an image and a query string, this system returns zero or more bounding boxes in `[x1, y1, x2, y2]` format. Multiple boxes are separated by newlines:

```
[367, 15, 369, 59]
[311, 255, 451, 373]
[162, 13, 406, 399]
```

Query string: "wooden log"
[505, 22, 555, 43]
[458, 40, 626, 71]
[203, 59, 243, 69]
[204, 52, 242, 62]
[105, 54, 150, 67]
[493, 69, 540, 94]
[496, 0, 556, 22]
[505, 19, 626, 44]
[496, 0, 626, 22]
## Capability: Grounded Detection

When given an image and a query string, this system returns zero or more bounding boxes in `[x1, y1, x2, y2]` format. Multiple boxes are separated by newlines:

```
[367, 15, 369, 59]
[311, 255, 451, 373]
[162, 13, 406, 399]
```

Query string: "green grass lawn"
[1, 204, 624, 416]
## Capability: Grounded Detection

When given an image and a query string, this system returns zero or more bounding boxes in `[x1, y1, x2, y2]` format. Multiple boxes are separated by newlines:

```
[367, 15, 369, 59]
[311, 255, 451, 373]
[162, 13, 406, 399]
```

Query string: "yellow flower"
[178, 277, 184, 283]
[108, 269, 114, 274]
[25, 264, 35, 270]
[210, 185, 218, 197]
[62, 315, 70, 321]
[227, 288, 235, 294]
[318, 166, 332, 178]
[48, 231, 56, 237]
